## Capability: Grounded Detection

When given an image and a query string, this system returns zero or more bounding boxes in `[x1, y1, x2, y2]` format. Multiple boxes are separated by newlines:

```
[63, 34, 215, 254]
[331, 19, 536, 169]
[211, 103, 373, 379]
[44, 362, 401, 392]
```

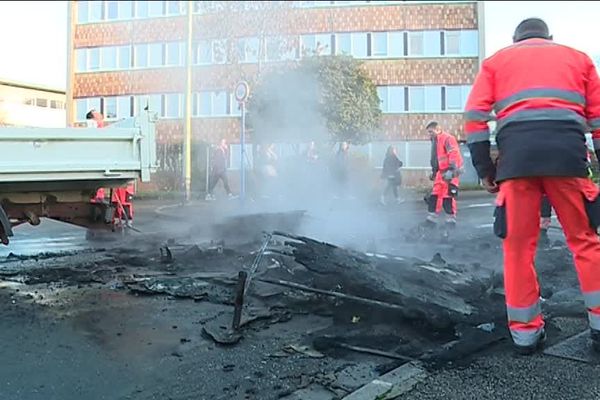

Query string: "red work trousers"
[112, 186, 134, 221]
[430, 172, 459, 216]
[497, 177, 600, 346]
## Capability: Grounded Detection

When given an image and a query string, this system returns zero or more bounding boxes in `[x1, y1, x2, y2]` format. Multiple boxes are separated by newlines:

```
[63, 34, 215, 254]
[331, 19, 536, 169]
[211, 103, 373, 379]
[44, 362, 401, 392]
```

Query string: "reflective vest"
[464, 38, 600, 181]
[432, 131, 463, 173]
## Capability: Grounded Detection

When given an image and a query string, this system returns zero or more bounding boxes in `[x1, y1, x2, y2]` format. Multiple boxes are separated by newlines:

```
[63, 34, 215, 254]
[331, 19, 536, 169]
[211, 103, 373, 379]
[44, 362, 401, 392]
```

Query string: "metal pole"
[231, 270, 247, 331]
[183, 0, 193, 202]
[240, 101, 246, 201]
[205, 144, 210, 194]
[66, 1, 76, 127]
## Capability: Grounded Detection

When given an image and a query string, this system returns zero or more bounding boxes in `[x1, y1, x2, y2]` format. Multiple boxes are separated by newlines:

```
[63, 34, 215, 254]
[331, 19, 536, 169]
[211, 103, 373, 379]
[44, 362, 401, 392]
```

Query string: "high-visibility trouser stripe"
[589, 118, 600, 130]
[589, 312, 600, 330]
[466, 130, 490, 144]
[593, 138, 600, 152]
[507, 301, 541, 323]
[496, 108, 586, 131]
[494, 88, 586, 114]
[583, 290, 600, 309]
[464, 110, 492, 122]
[511, 327, 544, 347]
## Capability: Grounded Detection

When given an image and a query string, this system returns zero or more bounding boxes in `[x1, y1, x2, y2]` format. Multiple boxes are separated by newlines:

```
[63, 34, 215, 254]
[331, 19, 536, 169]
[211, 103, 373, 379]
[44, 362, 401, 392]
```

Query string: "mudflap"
[0, 204, 13, 245]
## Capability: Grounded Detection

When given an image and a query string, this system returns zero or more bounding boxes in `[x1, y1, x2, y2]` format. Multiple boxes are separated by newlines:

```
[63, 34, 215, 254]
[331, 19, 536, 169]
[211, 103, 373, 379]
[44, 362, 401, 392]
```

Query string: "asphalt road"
[0, 192, 586, 400]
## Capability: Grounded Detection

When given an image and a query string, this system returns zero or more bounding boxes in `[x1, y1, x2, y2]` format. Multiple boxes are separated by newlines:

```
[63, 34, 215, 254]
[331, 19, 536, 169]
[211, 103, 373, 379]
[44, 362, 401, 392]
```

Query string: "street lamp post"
[183, 0, 193, 203]
[235, 81, 250, 202]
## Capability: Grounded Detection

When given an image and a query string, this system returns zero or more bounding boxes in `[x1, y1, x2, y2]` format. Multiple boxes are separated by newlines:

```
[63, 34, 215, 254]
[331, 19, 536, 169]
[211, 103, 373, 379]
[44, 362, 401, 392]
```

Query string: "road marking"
[465, 203, 494, 209]
[477, 223, 493, 229]
[342, 361, 428, 400]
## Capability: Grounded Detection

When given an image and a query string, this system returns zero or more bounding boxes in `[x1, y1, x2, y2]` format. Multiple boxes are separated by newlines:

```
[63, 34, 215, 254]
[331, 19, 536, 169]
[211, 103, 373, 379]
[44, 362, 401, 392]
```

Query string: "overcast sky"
[0, 1, 598, 90]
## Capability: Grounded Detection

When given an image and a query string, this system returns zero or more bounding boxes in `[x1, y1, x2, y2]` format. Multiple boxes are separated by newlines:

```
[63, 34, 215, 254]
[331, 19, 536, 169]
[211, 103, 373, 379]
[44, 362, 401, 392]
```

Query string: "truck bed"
[0, 113, 156, 193]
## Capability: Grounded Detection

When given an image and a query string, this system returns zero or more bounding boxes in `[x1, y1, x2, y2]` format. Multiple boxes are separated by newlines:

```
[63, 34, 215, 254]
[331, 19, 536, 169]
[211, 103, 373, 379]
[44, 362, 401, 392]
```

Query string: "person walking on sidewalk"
[465, 18, 600, 355]
[206, 138, 234, 201]
[380, 145, 405, 205]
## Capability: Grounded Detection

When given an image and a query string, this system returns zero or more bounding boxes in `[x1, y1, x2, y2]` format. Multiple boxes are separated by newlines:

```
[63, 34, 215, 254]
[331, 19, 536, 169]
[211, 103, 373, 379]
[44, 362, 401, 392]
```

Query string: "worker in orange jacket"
[464, 18, 600, 355]
[425, 121, 464, 228]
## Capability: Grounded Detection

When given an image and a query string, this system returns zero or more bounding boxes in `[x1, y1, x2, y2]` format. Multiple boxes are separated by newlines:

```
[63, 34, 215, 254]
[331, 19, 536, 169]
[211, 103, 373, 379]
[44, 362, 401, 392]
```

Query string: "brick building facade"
[67, 1, 484, 190]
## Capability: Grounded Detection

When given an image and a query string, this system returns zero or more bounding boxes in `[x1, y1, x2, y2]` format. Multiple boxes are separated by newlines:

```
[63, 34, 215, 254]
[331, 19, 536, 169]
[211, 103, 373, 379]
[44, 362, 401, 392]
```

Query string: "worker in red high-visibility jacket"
[112, 183, 135, 227]
[464, 18, 600, 355]
[425, 121, 464, 228]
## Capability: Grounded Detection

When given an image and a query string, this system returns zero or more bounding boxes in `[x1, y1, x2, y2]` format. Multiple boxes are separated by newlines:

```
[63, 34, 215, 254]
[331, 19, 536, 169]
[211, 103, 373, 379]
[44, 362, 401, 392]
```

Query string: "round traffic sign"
[235, 81, 249, 103]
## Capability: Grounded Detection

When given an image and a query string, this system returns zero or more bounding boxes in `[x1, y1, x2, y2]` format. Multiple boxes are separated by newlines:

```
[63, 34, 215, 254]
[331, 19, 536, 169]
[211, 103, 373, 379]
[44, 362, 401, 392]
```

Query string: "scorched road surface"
[0, 194, 592, 400]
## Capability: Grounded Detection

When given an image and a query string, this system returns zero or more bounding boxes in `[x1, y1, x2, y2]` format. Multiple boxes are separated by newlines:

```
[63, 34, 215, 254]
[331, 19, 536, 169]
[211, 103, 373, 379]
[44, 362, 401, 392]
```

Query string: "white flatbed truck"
[0, 112, 157, 244]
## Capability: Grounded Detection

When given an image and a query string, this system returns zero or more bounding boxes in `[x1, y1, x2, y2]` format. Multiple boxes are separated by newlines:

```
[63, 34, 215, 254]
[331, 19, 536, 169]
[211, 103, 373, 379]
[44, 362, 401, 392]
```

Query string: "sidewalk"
[151, 189, 495, 220]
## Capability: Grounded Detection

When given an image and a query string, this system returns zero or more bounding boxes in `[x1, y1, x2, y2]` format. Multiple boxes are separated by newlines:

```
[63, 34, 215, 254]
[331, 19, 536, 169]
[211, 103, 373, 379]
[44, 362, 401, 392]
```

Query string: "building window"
[237, 37, 260, 63]
[163, 93, 181, 118]
[117, 96, 132, 118]
[166, 1, 182, 15]
[194, 1, 226, 14]
[377, 86, 405, 113]
[408, 86, 442, 112]
[230, 94, 242, 116]
[89, 1, 103, 22]
[148, 0, 165, 17]
[35, 98, 48, 108]
[148, 43, 164, 67]
[445, 86, 462, 111]
[460, 30, 478, 56]
[101, 46, 117, 70]
[76, 49, 87, 72]
[50, 100, 65, 109]
[212, 91, 228, 115]
[135, 94, 163, 116]
[135, 0, 149, 18]
[118, 45, 131, 69]
[78, 1, 89, 23]
[424, 86, 442, 111]
[408, 31, 441, 57]
[444, 30, 478, 57]
[75, 99, 88, 121]
[75, 97, 102, 121]
[388, 31, 404, 57]
[118, 1, 133, 19]
[408, 32, 423, 56]
[445, 31, 460, 55]
[196, 91, 231, 117]
[106, 1, 119, 19]
[371, 32, 387, 57]
[197, 92, 212, 116]
[301, 34, 332, 56]
[351, 33, 367, 58]
[377, 87, 388, 112]
[88, 48, 100, 70]
[104, 97, 118, 119]
[165, 42, 181, 66]
[195, 41, 212, 64]
[336, 33, 351, 55]
[213, 39, 228, 64]
[443, 85, 472, 111]
[134, 44, 148, 68]
[265, 37, 295, 61]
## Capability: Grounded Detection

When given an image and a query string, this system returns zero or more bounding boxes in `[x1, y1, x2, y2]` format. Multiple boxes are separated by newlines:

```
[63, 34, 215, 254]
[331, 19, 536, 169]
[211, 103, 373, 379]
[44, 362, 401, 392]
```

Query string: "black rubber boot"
[514, 329, 547, 356]
[539, 228, 550, 247]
